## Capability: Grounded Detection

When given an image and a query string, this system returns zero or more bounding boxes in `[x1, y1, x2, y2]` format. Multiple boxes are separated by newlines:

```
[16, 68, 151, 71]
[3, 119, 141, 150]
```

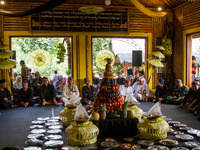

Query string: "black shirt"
[184, 88, 200, 101]
[40, 84, 56, 100]
[0, 88, 11, 103]
[155, 85, 168, 99]
[82, 86, 96, 100]
[116, 77, 125, 85]
[127, 69, 133, 76]
[93, 77, 100, 87]
[32, 77, 43, 87]
[18, 88, 33, 103]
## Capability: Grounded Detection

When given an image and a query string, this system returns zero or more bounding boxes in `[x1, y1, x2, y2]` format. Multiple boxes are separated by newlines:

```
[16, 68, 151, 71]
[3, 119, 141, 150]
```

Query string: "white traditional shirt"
[119, 85, 133, 97]
[132, 82, 150, 97]
[62, 84, 80, 99]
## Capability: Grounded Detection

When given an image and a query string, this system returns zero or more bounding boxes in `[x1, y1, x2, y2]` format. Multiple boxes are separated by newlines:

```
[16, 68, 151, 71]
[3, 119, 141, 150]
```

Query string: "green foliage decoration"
[162, 36, 172, 56]
[56, 43, 66, 64]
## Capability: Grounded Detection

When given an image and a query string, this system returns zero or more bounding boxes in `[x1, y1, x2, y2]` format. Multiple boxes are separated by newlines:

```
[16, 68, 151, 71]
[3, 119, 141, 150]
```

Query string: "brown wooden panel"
[183, 2, 200, 30]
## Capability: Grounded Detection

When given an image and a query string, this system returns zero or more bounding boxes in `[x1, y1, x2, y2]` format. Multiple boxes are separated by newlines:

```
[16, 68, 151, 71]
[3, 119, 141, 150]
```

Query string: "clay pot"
[100, 111, 106, 120]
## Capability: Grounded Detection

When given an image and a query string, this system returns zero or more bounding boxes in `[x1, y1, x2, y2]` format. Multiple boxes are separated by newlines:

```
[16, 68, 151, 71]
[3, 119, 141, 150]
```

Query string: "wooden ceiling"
[5, 0, 185, 9]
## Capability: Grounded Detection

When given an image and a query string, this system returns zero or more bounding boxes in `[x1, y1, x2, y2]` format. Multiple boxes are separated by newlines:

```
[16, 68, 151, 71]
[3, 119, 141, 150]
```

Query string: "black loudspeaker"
[12, 50, 16, 60]
[12, 50, 16, 68]
[132, 51, 142, 67]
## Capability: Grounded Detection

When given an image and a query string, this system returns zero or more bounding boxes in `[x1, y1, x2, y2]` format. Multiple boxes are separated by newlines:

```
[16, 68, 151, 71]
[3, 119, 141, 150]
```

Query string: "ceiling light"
[158, 7, 162, 11]
[0, 1, 5, 4]
[105, 0, 111, 6]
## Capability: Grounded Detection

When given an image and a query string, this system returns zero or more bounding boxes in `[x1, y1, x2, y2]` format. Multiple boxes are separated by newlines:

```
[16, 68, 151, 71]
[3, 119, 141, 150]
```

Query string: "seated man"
[179, 81, 200, 110]
[153, 78, 168, 102]
[119, 78, 133, 99]
[167, 79, 189, 104]
[32, 71, 42, 96]
[132, 77, 149, 102]
[40, 77, 57, 106]
[0, 79, 18, 109]
[116, 71, 125, 85]
[62, 77, 80, 106]
[18, 80, 35, 107]
[82, 78, 96, 105]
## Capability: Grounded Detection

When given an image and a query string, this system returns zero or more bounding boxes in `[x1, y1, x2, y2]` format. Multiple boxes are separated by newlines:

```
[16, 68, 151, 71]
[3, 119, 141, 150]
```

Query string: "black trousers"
[0, 98, 18, 109]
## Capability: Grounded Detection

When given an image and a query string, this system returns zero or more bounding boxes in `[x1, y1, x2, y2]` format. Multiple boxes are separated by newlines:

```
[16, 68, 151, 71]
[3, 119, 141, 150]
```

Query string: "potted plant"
[122, 101, 128, 119]
[98, 104, 107, 120]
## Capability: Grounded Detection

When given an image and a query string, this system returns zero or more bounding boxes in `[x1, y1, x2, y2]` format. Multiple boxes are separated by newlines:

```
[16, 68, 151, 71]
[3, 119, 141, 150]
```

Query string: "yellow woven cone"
[156, 46, 165, 51]
[0, 51, 14, 59]
[0, 59, 16, 69]
[148, 59, 164, 67]
[152, 52, 165, 58]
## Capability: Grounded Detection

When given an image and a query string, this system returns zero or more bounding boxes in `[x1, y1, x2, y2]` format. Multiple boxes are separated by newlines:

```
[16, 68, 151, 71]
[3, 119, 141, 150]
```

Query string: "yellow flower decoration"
[95, 50, 115, 70]
[30, 50, 50, 70]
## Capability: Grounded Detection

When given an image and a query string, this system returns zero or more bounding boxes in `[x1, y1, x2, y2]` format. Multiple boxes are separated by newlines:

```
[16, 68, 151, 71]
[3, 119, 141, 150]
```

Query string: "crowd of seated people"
[1, 66, 200, 121]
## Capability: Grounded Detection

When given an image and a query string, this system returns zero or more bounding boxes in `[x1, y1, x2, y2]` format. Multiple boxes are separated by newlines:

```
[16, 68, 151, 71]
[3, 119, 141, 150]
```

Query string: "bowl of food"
[121, 143, 131, 149]
[67, 103, 77, 109]
[123, 138, 134, 142]
[159, 139, 178, 146]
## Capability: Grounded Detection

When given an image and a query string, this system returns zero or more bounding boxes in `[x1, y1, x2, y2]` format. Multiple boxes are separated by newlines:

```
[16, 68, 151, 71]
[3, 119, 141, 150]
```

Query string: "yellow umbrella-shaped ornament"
[0, 50, 14, 59]
[156, 46, 165, 51]
[147, 58, 164, 84]
[148, 58, 164, 67]
[0, 59, 17, 69]
[152, 52, 165, 59]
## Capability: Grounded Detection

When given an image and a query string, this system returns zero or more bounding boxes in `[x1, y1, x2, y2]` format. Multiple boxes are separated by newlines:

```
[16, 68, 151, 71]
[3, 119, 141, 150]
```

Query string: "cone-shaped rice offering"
[59, 96, 81, 127]
[137, 102, 169, 140]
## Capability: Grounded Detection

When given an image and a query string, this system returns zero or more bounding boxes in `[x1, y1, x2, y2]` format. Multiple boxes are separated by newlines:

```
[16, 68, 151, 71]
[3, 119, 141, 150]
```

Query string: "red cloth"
[124, 65, 128, 76]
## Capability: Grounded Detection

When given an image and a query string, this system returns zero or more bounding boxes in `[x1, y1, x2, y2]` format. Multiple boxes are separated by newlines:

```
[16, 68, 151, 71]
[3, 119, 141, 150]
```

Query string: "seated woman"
[153, 78, 168, 102]
[62, 77, 80, 106]
[32, 71, 42, 96]
[40, 77, 57, 106]
[167, 79, 189, 104]
[0, 79, 18, 109]
[179, 81, 200, 111]
[132, 77, 149, 102]
[13, 75, 22, 98]
[55, 75, 66, 95]
[18, 80, 35, 107]
[82, 78, 96, 105]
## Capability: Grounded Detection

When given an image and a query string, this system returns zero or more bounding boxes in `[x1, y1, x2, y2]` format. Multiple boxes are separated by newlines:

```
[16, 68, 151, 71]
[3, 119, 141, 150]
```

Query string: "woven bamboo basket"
[59, 107, 77, 127]
[65, 121, 99, 146]
[128, 105, 143, 120]
[137, 117, 169, 140]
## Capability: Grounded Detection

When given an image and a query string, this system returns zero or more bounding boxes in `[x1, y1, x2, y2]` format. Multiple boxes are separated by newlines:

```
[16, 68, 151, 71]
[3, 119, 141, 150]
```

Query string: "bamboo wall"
[173, 2, 200, 84]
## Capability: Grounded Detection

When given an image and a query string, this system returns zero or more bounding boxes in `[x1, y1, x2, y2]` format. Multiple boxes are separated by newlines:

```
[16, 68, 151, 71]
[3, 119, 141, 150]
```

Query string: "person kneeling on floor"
[179, 81, 200, 113]
[62, 76, 80, 106]
[167, 79, 189, 104]
[132, 77, 149, 102]
[18, 80, 35, 107]
[153, 78, 168, 103]
[0, 79, 18, 109]
[40, 77, 57, 106]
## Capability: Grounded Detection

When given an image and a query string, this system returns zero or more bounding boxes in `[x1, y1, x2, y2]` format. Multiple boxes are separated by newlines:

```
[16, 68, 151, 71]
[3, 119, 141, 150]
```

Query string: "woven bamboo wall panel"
[128, 8, 152, 33]
[183, 2, 200, 30]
